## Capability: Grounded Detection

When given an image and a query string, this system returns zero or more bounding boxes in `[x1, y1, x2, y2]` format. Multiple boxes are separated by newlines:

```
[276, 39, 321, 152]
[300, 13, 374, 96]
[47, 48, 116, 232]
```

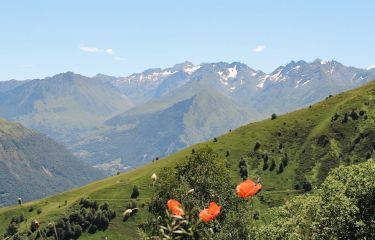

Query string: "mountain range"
[0, 59, 374, 171]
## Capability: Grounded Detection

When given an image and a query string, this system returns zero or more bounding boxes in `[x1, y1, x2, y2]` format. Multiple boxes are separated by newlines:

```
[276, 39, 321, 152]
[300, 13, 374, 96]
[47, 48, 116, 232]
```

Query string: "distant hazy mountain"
[71, 59, 375, 169]
[72, 88, 252, 167]
[252, 59, 375, 114]
[0, 72, 133, 143]
[0, 80, 27, 93]
[0, 118, 105, 206]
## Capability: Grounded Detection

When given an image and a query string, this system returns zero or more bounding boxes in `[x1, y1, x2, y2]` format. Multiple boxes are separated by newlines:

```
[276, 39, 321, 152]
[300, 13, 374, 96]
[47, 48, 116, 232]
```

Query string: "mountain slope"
[0, 80, 27, 93]
[72, 88, 252, 168]
[253, 59, 375, 114]
[0, 72, 133, 143]
[1, 81, 373, 239]
[0, 119, 105, 207]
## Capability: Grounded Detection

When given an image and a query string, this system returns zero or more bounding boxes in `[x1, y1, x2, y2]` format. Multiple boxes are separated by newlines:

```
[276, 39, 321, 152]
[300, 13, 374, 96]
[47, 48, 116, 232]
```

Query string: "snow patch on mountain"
[184, 65, 202, 74]
[227, 65, 238, 79]
[292, 65, 301, 71]
[218, 65, 238, 86]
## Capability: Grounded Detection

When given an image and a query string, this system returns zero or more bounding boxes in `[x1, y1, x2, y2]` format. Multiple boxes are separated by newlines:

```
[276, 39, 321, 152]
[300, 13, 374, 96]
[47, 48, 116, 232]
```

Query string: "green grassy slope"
[0, 81, 374, 239]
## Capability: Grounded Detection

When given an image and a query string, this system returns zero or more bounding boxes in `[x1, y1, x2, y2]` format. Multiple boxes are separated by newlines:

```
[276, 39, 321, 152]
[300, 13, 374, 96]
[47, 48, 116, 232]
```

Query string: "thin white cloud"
[105, 48, 114, 55]
[366, 65, 375, 70]
[79, 45, 114, 55]
[252, 45, 266, 53]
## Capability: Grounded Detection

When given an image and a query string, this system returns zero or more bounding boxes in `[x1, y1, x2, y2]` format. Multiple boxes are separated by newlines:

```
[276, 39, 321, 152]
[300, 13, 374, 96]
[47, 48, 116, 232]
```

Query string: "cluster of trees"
[3, 214, 25, 237]
[261, 152, 288, 175]
[6, 199, 116, 240]
[252, 159, 375, 239]
[331, 108, 368, 124]
[43, 199, 116, 239]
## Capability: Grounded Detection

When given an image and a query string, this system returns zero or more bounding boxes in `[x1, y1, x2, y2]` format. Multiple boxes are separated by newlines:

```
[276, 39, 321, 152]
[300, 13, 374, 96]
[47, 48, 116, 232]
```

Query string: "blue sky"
[0, 0, 374, 80]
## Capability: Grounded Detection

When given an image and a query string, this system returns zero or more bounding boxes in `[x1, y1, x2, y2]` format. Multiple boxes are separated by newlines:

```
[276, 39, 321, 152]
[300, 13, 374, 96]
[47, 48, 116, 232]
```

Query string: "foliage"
[142, 147, 256, 239]
[131, 185, 140, 199]
[40, 199, 116, 240]
[252, 159, 375, 240]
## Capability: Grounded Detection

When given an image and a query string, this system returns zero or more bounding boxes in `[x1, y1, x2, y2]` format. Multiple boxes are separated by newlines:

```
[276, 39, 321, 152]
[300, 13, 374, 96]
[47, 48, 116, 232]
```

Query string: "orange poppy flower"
[167, 199, 184, 216]
[236, 179, 262, 198]
[199, 202, 221, 222]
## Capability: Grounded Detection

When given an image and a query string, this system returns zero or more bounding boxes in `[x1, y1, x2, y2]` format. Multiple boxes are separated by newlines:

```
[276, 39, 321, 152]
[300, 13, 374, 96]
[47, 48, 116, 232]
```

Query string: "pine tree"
[131, 185, 140, 199]
[269, 159, 276, 171]
[277, 162, 284, 174]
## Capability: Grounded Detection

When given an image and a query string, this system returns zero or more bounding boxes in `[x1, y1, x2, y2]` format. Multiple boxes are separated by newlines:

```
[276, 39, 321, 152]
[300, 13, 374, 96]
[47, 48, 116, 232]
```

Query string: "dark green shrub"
[88, 224, 97, 234]
[254, 142, 261, 151]
[277, 163, 284, 174]
[263, 159, 269, 170]
[100, 202, 109, 211]
[271, 113, 277, 120]
[72, 224, 82, 239]
[269, 160, 276, 171]
[253, 210, 260, 220]
[131, 185, 140, 199]
[6, 222, 18, 236]
[302, 181, 312, 192]
[239, 165, 248, 180]
[238, 158, 247, 168]
[350, 109, 359, 120]
[281, 156, 288, 167]
[342, 113, 348, 123]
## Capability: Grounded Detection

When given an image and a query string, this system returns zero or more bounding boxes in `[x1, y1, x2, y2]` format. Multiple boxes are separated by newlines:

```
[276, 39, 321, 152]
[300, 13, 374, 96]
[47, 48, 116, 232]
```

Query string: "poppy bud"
[187, 189, 195, 194]
[151, 173, 157, 182]
[32, 220, 40, 230]
[122, 209, 133, 217]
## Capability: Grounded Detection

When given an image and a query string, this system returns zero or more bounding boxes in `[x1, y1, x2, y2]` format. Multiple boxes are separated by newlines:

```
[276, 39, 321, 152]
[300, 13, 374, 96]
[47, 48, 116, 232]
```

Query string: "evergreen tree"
[262, 159, 269, 170]
[239, 165, 248, 180]
[131, 185, 140, 199]
[226, 151, 230, 157]
[254, 142, 261, 151]
[269, 159, 276, 171]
